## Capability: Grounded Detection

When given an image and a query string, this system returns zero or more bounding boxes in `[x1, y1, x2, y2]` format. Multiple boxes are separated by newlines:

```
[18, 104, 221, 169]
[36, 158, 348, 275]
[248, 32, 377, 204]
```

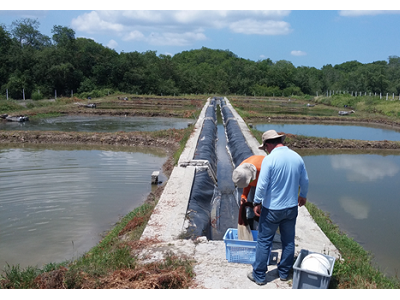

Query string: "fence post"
[23, 89, 25, 100]
[386, 93, 388, 100]
[55, 90, 57, 100]
[6, 89, 8, 100]
[393, 93, 395, 100]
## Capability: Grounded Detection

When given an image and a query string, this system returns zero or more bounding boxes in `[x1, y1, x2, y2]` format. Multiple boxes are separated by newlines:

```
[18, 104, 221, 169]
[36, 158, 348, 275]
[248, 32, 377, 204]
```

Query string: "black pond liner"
[193, 118, 217, 175]
[225, 119, 253, 167]
[186, 168, 217, 239]
[204, 104, 217, 120]
[186, 100, 253, 239]
[220, 101, 253, 167]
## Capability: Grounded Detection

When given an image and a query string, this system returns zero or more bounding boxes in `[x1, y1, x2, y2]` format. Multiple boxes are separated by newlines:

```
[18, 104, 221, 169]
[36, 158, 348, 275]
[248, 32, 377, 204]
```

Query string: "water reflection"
[0, 115, 193, 132]
[339, 197, 370, 220]
[0, 144, 167, 271]
[297, 149, 400, 277]
[254, 122, 400, 141]
[330, 155, 400, 182]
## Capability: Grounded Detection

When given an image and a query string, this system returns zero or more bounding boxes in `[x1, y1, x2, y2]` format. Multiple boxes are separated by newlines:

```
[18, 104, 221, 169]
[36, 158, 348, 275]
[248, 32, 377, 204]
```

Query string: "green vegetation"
[315, 93, 400, 118]
[2, 19, 400, 100]
[173, 126, 193, 165]
[0, 99, 23, 114]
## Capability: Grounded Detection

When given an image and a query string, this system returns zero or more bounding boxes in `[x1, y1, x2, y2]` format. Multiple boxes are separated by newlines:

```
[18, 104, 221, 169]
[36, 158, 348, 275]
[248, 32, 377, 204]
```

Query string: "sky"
[1, 1, 400, 69]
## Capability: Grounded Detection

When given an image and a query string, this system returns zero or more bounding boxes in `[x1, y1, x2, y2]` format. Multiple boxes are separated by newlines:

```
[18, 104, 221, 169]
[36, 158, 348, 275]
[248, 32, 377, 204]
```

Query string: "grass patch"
[0, 100, 25, 114]
[28, 112, 63, 119]
[173, 126, 193, 165]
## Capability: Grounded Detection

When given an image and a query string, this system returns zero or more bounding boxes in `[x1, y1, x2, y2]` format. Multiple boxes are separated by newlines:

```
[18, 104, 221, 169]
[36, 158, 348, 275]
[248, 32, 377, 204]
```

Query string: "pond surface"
[297, 149, 400, 278]
[253, 122, 400, 141]
[0, 115, 193, 132]
[0, 144, 167, 271]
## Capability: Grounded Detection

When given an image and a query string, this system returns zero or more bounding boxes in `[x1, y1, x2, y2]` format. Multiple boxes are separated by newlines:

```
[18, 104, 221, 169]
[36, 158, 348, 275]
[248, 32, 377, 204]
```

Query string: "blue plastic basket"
[223, 228, 259, 264]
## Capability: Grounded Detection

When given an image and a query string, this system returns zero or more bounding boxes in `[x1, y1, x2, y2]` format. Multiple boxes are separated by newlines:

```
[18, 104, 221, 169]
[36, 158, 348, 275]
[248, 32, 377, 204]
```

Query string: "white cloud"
[330, 155, 399, 182]
[123, 30, 145, 41]
[147, 31, 207, 46]
[339, 10, 400, 17]
[71, 10, 292, 47]
[106, 39, 118, 49]
[71, 11, 124, 34]
[230, 19, 291, 35]
[122, 30, 206, 46]
[291, 50, 306, 56]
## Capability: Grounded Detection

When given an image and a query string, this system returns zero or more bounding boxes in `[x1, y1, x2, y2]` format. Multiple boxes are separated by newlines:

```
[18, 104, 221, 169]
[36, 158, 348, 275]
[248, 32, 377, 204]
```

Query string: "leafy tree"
[0, 25, 13, 88]
[268, 60, 296, 90]
[11, 18, 51, 49]
[387, 56, 400, 94]
[51, 25, 75, 48]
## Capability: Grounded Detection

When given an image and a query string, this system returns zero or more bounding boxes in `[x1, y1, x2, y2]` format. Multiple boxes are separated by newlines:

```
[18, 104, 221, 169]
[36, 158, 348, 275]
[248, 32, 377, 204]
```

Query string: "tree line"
[1, 18, 400, 100]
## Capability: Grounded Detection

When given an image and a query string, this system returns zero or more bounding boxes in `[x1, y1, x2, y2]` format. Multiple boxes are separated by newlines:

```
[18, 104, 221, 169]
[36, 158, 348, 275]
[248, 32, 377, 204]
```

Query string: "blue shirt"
[254, 146, 309, 210]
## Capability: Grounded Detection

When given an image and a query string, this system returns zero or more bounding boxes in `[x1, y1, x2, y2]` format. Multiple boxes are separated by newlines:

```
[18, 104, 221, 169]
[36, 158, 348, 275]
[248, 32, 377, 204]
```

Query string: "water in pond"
[297, 149, 400, 278]
[254, 122, 400, 141]
[211, 107, 238, 240]
[0, 144, 167, 271]
[0, 115, 193, 132]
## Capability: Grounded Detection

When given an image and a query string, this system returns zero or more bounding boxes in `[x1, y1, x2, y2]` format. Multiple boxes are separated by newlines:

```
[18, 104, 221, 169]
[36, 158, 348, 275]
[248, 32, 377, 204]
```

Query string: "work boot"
[247, 272, 266, 286]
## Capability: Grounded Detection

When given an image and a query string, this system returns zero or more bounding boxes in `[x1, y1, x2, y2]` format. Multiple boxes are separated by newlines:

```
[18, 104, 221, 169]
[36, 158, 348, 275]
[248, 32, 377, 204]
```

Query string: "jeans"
[252, 205, 298, 282]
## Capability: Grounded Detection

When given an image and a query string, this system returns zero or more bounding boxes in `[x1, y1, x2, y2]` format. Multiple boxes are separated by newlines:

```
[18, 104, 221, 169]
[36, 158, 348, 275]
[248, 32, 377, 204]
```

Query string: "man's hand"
[253, 203, 261, 217]
[298, 196, 307, 207]
[240, 197, 247, 205]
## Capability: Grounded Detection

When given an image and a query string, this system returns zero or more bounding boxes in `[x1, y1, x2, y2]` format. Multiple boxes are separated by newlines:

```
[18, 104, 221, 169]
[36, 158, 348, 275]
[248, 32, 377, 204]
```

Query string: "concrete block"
[151, 171, 160, 184]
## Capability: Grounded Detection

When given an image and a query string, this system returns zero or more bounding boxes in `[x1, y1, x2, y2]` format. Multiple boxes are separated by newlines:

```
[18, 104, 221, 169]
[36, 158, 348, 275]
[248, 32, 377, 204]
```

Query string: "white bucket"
[300, 253, 331, 276]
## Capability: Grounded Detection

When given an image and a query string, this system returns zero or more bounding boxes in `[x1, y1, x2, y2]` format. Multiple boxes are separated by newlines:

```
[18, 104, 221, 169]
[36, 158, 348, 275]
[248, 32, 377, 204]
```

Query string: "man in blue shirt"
[247, 130, 309, 285]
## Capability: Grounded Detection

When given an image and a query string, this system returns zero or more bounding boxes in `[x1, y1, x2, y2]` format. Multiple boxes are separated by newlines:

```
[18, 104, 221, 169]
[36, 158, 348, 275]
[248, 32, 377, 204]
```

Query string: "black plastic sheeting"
[185, 168, 216, 239]
[193, 104, 217, 175]
[220, 101, 253, 168]
[186, 97, 254, 240]
[204, 103, 217, 120]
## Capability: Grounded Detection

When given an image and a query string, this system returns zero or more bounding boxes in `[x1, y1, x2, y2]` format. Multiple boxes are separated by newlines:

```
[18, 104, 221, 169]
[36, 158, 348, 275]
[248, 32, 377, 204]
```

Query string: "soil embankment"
[0, 130, 180, 148]
[2, 121, 400, 152]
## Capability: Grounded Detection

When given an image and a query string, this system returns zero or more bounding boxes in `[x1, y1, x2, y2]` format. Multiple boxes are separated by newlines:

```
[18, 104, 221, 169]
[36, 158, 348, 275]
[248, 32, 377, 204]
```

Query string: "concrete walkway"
[140, 97, 340, 289]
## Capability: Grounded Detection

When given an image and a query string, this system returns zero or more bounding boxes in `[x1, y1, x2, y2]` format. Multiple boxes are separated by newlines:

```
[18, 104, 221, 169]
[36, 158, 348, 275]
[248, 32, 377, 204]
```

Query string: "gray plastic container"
[292, 249, 336, 289]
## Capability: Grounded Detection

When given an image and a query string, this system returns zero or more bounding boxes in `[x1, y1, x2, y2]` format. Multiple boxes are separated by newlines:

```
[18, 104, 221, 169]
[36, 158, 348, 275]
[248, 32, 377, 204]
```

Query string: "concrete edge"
[141, 98, 210, 242]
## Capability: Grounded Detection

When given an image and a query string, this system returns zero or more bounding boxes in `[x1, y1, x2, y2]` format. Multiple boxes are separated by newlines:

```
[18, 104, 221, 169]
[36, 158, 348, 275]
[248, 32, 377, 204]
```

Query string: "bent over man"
[232, 155, 265, 230]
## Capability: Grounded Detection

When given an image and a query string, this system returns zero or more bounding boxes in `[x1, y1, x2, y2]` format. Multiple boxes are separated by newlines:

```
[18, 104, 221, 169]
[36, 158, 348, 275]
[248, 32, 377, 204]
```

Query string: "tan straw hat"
[232, 163, 257, 188]
[258, 130, 286, 149]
